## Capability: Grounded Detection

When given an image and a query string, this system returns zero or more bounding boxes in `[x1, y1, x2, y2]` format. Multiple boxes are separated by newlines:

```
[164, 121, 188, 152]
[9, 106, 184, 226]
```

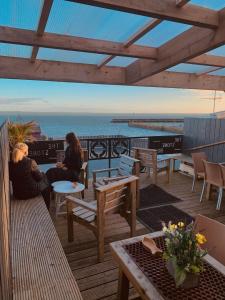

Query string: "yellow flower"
[162, 226, 168, 232]
[169, 224, 177, 231]
[196, 233, 207, 245]
[178, 222, 184, 228]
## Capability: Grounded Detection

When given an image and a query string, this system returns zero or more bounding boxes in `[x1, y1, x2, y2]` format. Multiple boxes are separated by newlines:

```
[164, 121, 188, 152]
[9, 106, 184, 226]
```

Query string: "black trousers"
[46, 167, 80, 184]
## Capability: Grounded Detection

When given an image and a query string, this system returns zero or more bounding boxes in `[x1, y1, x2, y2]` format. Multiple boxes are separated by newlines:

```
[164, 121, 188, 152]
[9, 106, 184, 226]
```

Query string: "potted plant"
[8, 121, 37, 148]
[162, 221, 207, 289]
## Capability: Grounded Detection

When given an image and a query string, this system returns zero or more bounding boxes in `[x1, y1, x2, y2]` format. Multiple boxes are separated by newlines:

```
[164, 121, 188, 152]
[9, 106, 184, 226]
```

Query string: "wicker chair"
[191, 152, 207, 192]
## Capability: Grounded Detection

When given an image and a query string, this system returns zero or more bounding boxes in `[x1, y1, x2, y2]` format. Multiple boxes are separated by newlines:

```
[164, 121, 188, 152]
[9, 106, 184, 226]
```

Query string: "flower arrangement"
[162, 221, 207, 288]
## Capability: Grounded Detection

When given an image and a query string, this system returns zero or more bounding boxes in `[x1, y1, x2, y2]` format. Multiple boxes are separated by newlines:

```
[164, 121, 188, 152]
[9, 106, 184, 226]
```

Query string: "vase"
[166, 260, 200, 289]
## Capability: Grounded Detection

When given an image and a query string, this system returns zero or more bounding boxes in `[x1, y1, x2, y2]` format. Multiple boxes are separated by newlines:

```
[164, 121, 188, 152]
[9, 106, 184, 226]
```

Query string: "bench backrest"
[133, 147, 157, 168]
[118, 155, 140, 176]
[96, 176, 138, 215]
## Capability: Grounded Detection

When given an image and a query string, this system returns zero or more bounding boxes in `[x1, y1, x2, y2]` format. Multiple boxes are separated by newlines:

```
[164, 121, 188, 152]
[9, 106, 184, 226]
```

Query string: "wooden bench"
[11, 196, 83, 300]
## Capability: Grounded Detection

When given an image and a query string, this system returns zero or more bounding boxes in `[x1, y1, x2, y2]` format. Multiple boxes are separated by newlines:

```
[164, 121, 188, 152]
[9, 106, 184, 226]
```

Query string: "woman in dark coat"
[46, 132, 82, 184]
[9, 143, 51, 209]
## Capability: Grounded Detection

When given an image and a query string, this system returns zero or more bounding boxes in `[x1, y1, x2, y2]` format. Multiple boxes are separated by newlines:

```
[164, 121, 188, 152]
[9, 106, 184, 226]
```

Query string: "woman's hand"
[56, 162, 64, 168]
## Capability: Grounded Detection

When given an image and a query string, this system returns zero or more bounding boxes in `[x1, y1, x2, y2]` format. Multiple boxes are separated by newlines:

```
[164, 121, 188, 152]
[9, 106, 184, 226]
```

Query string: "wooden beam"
[97, 19, 161, 68]
[126, 9, 225, 83]
[176, 0, 191, 8]
[31, 0, 53, 62]
[188, 54, 225, 68]
[0, 26, 157, 60]
[67, 0, 219, 29]
[137, 71, 225, 91]
[0, 56, 125, 85]
[0, 56, 225, 91]
[196, 66, 224, 76]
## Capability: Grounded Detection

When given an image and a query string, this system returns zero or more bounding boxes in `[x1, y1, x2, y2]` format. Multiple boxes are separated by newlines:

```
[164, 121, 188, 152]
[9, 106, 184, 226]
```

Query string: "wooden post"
[118, 269, 129, 300]
[97, 191, 105, 262]
[130, 180, 137, 237]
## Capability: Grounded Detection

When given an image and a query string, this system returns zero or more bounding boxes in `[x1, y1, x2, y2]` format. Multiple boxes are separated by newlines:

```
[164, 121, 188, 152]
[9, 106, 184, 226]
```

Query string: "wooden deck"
[54, 172, 225, 300]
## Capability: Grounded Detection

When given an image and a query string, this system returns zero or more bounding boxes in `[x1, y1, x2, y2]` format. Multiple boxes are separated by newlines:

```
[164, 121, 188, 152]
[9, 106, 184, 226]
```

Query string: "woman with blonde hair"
[9, 143, 50, 209]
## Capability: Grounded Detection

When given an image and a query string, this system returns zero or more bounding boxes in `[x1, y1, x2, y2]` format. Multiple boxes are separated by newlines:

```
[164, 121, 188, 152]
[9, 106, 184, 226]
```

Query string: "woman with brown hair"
[46, 132, 82, 184]
[9, 143, 51, 209]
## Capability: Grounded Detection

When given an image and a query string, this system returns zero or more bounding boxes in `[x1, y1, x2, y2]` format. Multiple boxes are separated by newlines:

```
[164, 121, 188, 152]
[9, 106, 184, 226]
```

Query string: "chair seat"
[197, 172, 205, 178]
[94, 176, 128, 188]
[72, 201, 97, 223]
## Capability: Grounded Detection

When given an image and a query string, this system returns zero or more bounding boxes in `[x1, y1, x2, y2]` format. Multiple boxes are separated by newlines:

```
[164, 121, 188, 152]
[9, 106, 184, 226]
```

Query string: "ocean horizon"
[0, 112, 207, 138]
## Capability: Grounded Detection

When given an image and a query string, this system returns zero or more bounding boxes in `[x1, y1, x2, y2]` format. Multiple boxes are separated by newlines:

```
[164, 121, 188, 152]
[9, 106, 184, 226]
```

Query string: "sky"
[0, 0, 225, 114]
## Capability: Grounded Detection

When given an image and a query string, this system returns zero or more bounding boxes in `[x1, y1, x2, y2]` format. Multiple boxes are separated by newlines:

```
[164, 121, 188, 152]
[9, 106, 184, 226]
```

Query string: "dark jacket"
[63, 146, 82, 172]
[9, 157, 45, 200]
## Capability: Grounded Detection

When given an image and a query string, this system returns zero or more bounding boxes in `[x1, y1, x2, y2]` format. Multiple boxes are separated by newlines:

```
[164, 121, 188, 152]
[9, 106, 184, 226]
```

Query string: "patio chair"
[195, 214, 225, 265]
[200, 160, 223, 210]
[56, 149, 88, 198]
[66, 176, 138, 262]
[133, 147, 170, 184]
[191, 152, 207, 192]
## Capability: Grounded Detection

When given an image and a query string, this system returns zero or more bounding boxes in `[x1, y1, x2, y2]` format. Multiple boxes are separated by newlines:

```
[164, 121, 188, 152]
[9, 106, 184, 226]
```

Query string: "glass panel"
[0, 0, 44, 30]
[135, 21, 191, 47]
[38, 48, 107, 64]
[207, 45, 225, 57]
[0, 43, 32, 58]
[210, 68, 225, 76]
[107, 56, 137, 67]
[168, 63, 214, 73]
[191, 0, 225, 10]
[46, 0, 150, 42]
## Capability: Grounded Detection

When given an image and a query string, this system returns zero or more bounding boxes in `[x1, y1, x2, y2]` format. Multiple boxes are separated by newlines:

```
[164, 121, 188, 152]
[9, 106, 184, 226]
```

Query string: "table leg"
[118, 269, 129, 300]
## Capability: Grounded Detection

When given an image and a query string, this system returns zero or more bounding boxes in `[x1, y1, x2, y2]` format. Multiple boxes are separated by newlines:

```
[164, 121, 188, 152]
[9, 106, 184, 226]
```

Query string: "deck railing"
[27, 135, 183, 166]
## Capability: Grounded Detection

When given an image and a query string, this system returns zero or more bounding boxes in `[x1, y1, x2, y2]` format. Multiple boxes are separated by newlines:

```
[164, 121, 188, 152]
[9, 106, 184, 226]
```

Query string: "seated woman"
[46, 132, 82, 184]
[9, 143, 51, 210]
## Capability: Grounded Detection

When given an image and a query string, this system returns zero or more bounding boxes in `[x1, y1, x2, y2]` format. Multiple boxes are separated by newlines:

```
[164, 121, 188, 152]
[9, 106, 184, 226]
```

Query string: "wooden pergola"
[1, 0, 225, 90]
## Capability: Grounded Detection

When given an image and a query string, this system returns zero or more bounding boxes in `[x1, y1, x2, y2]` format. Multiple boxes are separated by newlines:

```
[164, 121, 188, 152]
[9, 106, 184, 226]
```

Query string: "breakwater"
[111, 118, 184, 123]
[129, 121, 183, 134]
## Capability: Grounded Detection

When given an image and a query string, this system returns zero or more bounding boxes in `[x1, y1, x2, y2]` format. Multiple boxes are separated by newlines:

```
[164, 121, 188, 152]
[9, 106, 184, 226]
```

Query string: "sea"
[0, 112, 202, 138]
[0, 112, 205, 174]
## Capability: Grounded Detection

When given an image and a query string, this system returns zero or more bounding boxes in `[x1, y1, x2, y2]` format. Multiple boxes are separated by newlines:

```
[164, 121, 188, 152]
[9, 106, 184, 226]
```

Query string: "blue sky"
[0, 0, 225, 113]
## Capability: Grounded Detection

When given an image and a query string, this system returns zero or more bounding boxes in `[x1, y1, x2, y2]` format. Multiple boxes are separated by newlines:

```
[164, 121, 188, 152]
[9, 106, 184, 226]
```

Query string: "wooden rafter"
[196, 66, 224, 76]
[98, 19, 162, 68]
[0, 26, 157, 60]
[176, 0, 191, 8]
[67, 0, 219, 29]
[1, 56, 225, 91]
[31, 0, 53, 62]
[126, 8, 225, 83]
[188, 54, 225, 68]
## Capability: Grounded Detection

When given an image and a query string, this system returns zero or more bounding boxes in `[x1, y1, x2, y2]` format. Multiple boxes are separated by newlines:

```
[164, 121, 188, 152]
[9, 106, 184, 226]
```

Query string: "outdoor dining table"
[110, 231, 225, 300]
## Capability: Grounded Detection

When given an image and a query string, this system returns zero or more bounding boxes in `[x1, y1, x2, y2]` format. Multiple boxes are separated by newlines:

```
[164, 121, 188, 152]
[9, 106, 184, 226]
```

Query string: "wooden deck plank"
[54, 172, 225, 299]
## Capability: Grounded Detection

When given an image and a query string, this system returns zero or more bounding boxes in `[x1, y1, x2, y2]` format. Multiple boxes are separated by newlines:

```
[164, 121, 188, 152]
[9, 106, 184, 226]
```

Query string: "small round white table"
[52, 181, 85, 218]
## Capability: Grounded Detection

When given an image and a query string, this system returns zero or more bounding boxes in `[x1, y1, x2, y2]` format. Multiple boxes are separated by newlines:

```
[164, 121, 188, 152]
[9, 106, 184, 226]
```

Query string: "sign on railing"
[148, 135, 183, 154]
[27, 140, 64, 164]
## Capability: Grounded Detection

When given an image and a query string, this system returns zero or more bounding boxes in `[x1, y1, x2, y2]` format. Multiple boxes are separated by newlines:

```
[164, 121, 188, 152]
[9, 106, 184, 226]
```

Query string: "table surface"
[53, 181, 85, 194]
[110, 231, 225, 300]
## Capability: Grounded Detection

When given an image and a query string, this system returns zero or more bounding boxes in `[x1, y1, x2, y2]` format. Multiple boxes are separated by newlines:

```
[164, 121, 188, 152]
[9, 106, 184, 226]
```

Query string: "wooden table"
[110, 231, 225, 300]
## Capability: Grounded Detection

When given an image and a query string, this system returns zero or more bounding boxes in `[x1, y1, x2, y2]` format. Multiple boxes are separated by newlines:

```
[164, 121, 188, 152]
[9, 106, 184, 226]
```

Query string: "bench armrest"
[93, 168, 119, 183]
[66, 195, 96, 213]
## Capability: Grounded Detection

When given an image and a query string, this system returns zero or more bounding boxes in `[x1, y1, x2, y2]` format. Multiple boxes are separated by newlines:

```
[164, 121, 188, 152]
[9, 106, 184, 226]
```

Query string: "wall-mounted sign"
[148, 135, 183, 154]
[27, 140, 64, 164]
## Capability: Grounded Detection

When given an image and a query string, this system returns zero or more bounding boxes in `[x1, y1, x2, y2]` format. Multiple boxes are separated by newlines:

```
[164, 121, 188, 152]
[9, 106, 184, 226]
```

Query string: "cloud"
[0, 97, 48, 105]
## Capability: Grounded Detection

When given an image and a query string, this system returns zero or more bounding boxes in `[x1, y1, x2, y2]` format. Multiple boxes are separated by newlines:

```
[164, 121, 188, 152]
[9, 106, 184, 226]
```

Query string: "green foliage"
[163, 222, 207, 287]
[8, 121, 37, 147]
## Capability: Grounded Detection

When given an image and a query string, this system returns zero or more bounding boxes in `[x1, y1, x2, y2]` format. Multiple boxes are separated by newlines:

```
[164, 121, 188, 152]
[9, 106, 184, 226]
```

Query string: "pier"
[111, 118, 184, 123]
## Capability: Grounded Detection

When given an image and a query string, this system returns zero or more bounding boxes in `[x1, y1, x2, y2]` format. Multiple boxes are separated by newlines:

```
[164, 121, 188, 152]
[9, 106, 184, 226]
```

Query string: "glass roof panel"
[168, 63, 214, 73]
[107, 57, 137, 67]
[135, 21, 191, 47]
[0, 0, 44, 30]
[0, 43, 32, 58]
[207, 45, 225, 57]
[38, 48, 107, 65]
[210, 68, 225, 76]
[46, 0, 150, 42]
[190, 0, 225, 10]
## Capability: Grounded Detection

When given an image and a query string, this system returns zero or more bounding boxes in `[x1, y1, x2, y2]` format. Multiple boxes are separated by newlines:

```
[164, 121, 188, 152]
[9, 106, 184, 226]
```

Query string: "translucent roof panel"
[135, 21, 191, 47]
[46, 0, 150, 42]
[0, 0, 44, 30]
[37, 48, 107, 65]
[210, 68, 225, 76]
[190, 0, 225, 10]
[0, 43, 32, 58]
[207, 45, 225, 57]
[168, 63, 214, 73]
[107, 57, 137, 67]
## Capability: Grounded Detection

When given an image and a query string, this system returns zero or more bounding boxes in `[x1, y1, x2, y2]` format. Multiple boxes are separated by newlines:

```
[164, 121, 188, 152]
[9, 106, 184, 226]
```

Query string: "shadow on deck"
[53, 172, 225, 300]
